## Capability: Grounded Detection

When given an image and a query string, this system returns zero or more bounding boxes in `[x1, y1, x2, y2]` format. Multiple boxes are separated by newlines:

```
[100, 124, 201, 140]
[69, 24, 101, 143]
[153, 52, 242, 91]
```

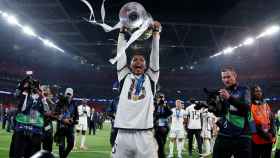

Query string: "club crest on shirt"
[128, 78, 146, 101]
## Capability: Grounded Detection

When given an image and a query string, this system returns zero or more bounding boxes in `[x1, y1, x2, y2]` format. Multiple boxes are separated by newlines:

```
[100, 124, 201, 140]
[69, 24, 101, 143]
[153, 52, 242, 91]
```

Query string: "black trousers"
[2, 116, 7, 129]
[110, 127, 118, 147]
[252, 142, 272, 158]
[275, 149, 280, 158]
[89, 121, 96, 135]
[9, 131, 42, 158]
[187, 129, 203, 154]
[42, 130, 54, 152]
[155, 126, 169, 158]
[58, 128, 75, 158]
[213, 135, 252, 158]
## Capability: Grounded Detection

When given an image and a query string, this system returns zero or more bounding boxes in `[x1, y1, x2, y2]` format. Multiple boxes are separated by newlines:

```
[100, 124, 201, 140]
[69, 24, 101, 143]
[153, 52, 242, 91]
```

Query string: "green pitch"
[0, 123, 203, 158]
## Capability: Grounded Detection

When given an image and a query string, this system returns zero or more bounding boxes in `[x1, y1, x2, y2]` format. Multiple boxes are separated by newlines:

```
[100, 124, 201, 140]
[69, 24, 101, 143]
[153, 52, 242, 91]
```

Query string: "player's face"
[175, 100, 182, 109]
[130, 55, 146, 75]
[221, 71, 237, 87]
[254, 86, 263, 100]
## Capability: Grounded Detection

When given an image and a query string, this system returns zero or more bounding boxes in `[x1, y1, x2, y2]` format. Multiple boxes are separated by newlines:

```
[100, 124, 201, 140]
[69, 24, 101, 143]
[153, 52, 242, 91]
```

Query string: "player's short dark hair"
[126, 47, 148, 59]
[130, 49, 146, 59]
[251, 84, 263, 100]
[221, 66, 236, 73]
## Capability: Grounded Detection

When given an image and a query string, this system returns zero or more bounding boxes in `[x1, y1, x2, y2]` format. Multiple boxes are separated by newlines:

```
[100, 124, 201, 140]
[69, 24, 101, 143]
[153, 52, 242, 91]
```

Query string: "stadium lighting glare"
[210, 52, 222, 58]
[6, 15, 19, 25]
[43, 39, 54, 47]
[42, 39, 65, 53]
[22, 26, 36, 37]
[1, 12, 8, 18]
[0, 10, 64, 53]
[26, 71, 33, 75]
[189, 65, 194, 70]
[223, 47, 234, 54]
[243, 37, 255, 46]
[257, 25, 280, 39]
[210, 24, 280, 59]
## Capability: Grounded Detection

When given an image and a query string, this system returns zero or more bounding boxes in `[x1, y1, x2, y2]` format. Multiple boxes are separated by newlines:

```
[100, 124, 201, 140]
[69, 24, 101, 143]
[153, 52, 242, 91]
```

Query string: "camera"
[17, 74, 40, 94]
[194, 88, 226, 117]
[156, 93, 165, 106]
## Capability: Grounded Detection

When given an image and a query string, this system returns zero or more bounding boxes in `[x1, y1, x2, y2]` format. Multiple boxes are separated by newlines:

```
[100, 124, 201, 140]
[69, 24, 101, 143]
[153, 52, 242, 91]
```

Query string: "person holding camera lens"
[9, 77, 49, 158]
[74, 99, 90, 150]
[54, 88, 78, 158]
[154, 93, 172, 158]
[251, 85, 276, 158]
[212, 67, 253, 158]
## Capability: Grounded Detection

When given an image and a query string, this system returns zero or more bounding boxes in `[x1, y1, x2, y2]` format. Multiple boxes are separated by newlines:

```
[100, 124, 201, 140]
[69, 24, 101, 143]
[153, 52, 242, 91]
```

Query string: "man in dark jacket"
[154, 93, 172, 158]
[54, 88, 78, 158]
[213, 67, 253, 158]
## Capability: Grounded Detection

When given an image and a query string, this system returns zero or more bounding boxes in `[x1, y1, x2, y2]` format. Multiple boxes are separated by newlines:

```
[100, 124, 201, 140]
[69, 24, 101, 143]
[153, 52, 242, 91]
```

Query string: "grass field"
[0, 123, 202, 158]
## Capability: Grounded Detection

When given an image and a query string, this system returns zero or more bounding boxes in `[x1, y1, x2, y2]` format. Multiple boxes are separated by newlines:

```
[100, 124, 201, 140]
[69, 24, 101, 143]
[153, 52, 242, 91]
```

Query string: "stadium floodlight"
[26, 71, 33, 75]
[22, 26, 36, 37]
[1, 12, 8, 18]
[0, 10, 65, 53]
[189, 65, 194, 70]
[42, 39, 65, 52]
[210, 52, 222, 58]
[223, 47, 234, 55]
[257, 25, 280, 39]
[243, 37, 255, 46]
[6, 15, 19, 25]
[43, 39, 55, 47]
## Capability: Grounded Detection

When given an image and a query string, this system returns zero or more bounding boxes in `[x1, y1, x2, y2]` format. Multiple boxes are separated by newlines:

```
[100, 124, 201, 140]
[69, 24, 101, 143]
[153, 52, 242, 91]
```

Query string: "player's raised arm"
[117, 28, 130, 81]
[146, 21, 161, 83]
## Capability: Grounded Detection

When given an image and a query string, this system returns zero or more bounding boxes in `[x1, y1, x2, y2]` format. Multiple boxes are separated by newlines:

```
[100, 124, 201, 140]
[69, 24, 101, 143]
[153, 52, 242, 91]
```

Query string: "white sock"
[182, 139, 185, 150]
[210, 138, 215, 152]
[177, 141, 183, 156]
[169, 141, 174, 156]
[205, 139, 211, 154]
[74, 133, 78, 147]
[81, 135, 86, 147]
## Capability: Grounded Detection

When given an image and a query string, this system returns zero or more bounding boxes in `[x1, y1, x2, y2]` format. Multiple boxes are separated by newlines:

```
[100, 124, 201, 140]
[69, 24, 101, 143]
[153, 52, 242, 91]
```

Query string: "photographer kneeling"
[212, 67, 253, 158]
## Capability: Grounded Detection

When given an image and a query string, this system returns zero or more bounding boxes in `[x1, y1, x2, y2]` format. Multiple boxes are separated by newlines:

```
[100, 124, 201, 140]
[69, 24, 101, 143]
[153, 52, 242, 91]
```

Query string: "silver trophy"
[81, 0, 155, 64]
[119, 2, 154, 40]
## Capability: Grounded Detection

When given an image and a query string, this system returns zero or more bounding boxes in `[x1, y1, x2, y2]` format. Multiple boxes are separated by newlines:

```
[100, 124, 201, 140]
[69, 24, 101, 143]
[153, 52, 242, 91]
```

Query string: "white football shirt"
[77, 104, 90, 125]
[114, 74, 154, 129]
[170, 108, 186, 130]
[186, 104, 202, 129]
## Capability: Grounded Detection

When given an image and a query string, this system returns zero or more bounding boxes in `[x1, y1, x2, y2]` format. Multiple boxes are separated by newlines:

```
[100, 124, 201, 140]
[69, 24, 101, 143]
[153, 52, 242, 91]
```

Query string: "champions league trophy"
[81, 0, 158, 64]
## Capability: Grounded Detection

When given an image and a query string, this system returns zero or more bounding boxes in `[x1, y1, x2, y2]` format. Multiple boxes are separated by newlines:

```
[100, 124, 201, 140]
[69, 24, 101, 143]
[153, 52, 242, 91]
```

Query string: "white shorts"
[112, 130, 158, 158]
[169, 129, 185, 139]
[76, 123, 87, 131]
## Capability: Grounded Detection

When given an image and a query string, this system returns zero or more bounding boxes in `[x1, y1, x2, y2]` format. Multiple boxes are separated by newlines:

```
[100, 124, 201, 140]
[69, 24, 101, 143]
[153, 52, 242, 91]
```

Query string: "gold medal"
[132, 95, 139, 101]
